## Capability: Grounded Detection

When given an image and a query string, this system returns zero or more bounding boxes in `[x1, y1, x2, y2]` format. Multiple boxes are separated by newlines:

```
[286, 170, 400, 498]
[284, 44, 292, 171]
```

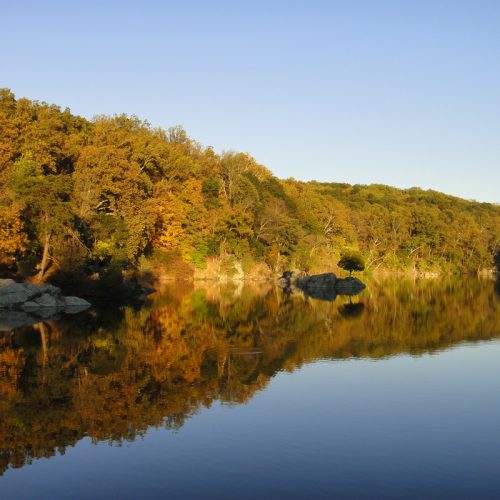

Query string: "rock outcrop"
[334, 277, 366, 296]
[278, 271, 366, 301]
[294, 272, 338, 301]
[0, 279, 91, 324]
[295, 272, 338, 289]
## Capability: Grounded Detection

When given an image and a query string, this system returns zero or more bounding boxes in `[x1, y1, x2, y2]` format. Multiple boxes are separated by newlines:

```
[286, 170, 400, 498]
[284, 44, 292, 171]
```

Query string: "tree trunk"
[35, 322, 49, 368]
[36, 229, 52, 283]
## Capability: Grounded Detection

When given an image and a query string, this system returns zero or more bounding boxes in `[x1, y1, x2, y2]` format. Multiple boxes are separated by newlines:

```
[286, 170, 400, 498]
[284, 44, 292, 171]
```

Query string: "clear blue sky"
[2, 1, 499, 202]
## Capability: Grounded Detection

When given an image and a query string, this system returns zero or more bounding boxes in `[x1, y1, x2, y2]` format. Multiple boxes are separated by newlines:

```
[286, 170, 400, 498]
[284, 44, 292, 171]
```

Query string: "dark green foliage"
[242, 171, 265, 201]
[201, 176, 220, 208]
[263, 177, 297, 212]
[99, 259, 125, 288]
[338, 248, 366, 276]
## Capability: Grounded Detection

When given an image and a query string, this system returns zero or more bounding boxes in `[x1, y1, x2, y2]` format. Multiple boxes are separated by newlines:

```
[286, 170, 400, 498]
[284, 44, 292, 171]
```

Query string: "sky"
[2, 1, 499, 202]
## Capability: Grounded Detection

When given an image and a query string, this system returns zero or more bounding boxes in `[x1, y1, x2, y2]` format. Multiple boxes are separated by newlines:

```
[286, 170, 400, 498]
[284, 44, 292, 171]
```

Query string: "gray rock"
[334, 277, 366, 296]
[0, 278, 16, 289]
[22, 300, 42, 311]
[39, 284, 62, 296]
[34, 308, 62, 319]
[33, 293, 65, 309]
[64, 305, 91, 314]
[63, 296, 91, 308]
[302, 287, 337, 301]
[0, 283, 32, 307]
[294, 273, 338, 301]
[293, 273, 366, 301]
[0, 282, 47, 308]
[0, 311, 38, 331]
[295, 272, 337, 289]
[23, 283, 44, 299]
[0, 280, 90, 320]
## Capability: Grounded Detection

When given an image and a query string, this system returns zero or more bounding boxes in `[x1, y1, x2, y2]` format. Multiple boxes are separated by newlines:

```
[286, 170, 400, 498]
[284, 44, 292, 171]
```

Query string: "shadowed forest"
[0, 277, 499, 475]
[1, 89, 499, 286]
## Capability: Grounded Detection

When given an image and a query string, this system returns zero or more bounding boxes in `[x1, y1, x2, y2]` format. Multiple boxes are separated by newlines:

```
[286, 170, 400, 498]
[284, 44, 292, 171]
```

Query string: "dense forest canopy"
[1, 89, 499, 284]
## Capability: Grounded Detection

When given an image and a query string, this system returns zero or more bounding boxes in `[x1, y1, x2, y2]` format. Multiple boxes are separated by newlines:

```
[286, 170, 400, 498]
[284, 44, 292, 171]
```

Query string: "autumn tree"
[0, 203, 27, 265]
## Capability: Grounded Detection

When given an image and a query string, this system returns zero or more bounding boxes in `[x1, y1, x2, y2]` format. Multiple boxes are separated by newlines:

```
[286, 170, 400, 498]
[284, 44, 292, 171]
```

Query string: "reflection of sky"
[3, 340, 500, 498]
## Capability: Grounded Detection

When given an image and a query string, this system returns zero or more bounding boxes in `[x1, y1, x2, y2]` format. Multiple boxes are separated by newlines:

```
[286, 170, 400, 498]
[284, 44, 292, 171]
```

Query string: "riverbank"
[1, 260, 495, 308]
[147, 264, 496, 286]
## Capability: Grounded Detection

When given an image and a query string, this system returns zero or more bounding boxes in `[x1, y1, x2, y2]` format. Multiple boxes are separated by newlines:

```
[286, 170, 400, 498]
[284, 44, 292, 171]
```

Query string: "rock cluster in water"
[279, 271, 366, 301]
[0, 279, 91, 331]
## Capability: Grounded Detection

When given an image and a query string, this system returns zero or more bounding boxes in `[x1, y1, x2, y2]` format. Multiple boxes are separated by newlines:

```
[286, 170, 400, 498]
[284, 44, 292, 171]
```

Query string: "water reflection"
[338, 300, 365, 319]
[0, 277, 498, 475]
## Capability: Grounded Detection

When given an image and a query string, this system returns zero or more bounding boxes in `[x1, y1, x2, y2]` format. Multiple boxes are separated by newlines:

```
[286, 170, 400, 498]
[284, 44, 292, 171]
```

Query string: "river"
[0, 277, 499, 498]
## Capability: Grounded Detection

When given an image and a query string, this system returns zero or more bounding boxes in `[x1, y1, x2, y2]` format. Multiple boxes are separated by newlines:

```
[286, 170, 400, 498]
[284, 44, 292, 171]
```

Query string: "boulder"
[33, 293, 66, 309]
[0, 282, 51, 308]
[0, 279, 91, 328]
[0, 283, 32, 307]
[63, 296, 91, 308]
[294, 273, 338, 301]
[34, 308, 63, 320]
[0, 279, 16, 289]
[301, 287, 337, 302]
[22, 283, 44, 300]
[21, 301, 42, 312]
[291, 272, 366, 301]
[39, 284, 62, 296]
[295, 273, 337, 289]
[334, 277, 366, 296]
[0, 311, 37, 332]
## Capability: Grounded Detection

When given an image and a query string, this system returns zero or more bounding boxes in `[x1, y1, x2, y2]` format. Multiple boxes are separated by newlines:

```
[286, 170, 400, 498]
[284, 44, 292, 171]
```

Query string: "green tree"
[201, 176, 221, 209]
[338, 248, 365, 277]
[9, 155, 73, 281]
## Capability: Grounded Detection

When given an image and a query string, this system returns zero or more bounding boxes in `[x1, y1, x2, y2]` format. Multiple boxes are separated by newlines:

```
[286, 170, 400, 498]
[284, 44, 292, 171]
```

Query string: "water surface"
[0, 277, 499, 498]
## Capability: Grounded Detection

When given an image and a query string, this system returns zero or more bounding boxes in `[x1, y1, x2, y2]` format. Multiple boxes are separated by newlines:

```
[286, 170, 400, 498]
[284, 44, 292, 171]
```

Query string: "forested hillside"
[0, 89, 498, 285]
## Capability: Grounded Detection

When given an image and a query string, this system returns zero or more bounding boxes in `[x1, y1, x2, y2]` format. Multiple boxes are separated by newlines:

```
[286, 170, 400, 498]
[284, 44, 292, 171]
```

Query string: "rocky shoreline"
[0, 279, 91, 331]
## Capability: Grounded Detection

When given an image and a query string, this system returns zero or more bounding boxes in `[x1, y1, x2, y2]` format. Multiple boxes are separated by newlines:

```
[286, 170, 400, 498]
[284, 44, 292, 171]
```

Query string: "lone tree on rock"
[338, 248, 365, 277]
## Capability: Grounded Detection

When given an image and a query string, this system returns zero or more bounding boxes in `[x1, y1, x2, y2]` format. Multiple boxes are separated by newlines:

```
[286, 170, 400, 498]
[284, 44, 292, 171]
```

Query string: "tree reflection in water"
[0, 277, 498, 475]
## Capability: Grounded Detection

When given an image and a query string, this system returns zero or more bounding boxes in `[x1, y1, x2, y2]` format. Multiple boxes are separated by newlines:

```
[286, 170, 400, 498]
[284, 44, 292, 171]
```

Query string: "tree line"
[1, 89, 499, 285]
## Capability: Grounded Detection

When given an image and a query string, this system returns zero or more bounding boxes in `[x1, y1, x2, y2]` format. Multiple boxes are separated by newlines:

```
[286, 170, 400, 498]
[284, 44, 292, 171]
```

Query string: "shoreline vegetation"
[0, 89, 499, 298]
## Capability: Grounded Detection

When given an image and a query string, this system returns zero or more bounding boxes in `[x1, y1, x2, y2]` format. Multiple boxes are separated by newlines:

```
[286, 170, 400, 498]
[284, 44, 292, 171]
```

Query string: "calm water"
[0, 277, 499, 499]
